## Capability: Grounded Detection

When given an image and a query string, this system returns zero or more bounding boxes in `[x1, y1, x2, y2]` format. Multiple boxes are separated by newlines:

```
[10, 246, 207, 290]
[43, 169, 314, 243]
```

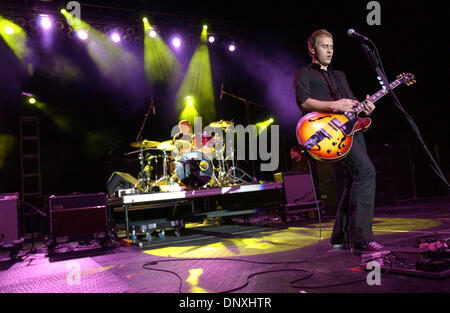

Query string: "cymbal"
[157, 139, 191, 151]
[209, 120, 234, 129]
[130, 140, 160, 148]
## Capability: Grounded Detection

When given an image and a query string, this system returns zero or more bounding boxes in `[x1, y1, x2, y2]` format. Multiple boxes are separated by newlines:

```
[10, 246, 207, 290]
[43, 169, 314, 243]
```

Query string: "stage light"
[172, 37, 181, 48]
[208, 36, 215, 43]
[149, 29, 157, 38]
[185, 96, 194, 106]
[5, 26, 13, 34]
[110, 32, 121, 43]
[60, 9, 67, 14]
[203, 25, 208, 30]
[39, 15, 52, 29]
[77, 29, 88, 40]
[255, 118, 275, 134]
[180, 96, 199, 124]
[28, 97, 36, 104]
[143, 17, 148, 23]
[228, 44, 236, 52]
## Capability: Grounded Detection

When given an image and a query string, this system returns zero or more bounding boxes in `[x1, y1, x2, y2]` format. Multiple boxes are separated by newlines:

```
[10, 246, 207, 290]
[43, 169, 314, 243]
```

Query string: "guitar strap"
[318, 70, 341, 100]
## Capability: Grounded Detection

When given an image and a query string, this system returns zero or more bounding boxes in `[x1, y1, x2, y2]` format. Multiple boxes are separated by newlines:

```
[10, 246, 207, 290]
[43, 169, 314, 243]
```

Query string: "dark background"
[0, 0, 448, 202]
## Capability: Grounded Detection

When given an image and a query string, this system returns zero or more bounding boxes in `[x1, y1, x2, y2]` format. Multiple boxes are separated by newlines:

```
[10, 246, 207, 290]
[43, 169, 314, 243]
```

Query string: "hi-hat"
[130, 140, 160, 148]
[209, 120, 234, 128]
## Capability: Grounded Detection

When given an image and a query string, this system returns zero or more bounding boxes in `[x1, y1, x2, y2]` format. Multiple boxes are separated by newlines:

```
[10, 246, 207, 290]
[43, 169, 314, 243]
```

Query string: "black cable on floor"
[289, 266, 393, 290]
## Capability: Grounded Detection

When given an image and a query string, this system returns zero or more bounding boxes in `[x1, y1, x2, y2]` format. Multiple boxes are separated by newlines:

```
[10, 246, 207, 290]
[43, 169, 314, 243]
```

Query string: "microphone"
[347, 29, 370, 43]
[219, 82, 224, 100]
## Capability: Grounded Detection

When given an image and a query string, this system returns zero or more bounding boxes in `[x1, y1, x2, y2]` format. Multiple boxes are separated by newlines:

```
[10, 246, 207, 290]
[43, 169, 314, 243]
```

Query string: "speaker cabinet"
[275, 171, 316, 204]
[0, 193, 20, 245]
[49, 193, 108, 241]
[274, 171, 324, 221]
[106, 172, 138, 196]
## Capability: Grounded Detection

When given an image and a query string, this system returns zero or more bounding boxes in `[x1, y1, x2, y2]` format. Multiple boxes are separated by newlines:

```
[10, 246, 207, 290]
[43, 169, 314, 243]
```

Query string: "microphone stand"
[136, 96, 155, 192]
[360, 40, 450, 192]
[361, 42, 389, 88]
[220, 88, 263, 182]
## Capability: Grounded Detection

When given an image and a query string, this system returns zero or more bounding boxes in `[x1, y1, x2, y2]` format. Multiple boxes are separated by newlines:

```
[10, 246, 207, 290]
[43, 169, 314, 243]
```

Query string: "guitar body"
[296, 112, 371, 161]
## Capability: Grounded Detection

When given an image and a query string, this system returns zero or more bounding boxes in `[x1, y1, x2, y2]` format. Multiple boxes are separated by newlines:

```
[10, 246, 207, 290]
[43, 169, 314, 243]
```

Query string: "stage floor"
[1, 195, 449, 294]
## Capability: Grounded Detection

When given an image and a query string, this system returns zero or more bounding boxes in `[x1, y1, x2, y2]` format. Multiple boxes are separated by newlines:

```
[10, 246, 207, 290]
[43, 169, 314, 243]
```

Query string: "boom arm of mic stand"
[221, 90, 263, 108]
[135, 97, 155, 190]
[136, 97, 155, 141]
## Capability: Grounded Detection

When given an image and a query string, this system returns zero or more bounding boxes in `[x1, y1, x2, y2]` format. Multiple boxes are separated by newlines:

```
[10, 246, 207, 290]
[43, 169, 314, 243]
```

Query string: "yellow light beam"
[143, 18, 180, 85]
[255, 118, 275, 135]
[0, 15, 30, 61]
[29, 99, 71, 133]
[144, 217, 441, 258]
[186, 268, 210, 293]
[176, 26, 215, 125]
[61, 10, 139, 87]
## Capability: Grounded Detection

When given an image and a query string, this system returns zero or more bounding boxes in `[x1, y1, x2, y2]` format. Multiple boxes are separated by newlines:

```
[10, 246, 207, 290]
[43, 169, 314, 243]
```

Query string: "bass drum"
[175, 150, 213, 188]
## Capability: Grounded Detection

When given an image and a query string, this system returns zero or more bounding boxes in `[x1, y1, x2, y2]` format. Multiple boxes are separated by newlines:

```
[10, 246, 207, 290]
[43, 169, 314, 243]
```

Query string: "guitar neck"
[354, 78, 403, 115]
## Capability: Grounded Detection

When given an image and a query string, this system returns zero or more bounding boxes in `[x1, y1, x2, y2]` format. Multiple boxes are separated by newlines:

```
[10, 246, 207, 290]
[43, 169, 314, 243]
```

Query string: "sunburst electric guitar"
[296, 73, 416, 162]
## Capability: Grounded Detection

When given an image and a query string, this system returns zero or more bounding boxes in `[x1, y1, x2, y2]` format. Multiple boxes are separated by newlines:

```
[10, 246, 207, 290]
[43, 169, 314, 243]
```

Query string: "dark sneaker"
[330, 242, 350, 250]
[351, 241, 387, 255]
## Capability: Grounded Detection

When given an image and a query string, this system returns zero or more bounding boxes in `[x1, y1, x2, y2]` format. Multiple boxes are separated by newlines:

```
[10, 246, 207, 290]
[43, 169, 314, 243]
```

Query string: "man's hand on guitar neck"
[360, 95, 376, 116]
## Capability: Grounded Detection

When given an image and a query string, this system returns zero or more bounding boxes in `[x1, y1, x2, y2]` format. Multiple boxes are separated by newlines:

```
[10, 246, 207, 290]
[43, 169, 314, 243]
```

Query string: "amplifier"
[49, 193, 108, 241]
[275, 171, 316, 204]
[0, 193, 20, 245]
[274, 171, 323, 220]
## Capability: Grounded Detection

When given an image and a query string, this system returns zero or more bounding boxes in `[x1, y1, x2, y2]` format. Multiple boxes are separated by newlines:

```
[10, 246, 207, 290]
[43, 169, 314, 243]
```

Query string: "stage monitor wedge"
[106, 172, 138, 196]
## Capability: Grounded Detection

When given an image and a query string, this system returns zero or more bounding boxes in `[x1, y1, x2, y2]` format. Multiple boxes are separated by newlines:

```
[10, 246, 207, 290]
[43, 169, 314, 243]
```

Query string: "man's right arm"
[301, 98, 358, 113]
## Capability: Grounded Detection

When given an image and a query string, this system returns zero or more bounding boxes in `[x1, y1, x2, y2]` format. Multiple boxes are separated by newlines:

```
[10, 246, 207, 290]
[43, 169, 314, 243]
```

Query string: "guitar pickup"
[330, 118, 344, 129]
[330, 118, 351, 136]
[303, 128, 332, 150]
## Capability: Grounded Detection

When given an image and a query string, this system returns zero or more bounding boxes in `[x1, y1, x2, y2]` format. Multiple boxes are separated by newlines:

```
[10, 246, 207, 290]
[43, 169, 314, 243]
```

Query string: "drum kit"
[128, 120, 255, 192]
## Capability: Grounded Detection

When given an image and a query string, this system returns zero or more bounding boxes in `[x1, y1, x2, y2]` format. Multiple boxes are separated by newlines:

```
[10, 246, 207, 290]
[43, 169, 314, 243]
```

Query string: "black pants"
[330, 133, 376, 245]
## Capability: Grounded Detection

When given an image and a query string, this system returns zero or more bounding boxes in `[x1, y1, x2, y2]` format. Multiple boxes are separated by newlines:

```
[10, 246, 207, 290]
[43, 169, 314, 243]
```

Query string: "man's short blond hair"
[307, 29, 333, 57]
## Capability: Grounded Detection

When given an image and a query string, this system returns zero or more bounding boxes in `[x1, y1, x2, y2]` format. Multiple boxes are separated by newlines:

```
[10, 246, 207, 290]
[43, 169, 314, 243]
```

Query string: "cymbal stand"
[136, 96, 155, 192]
[220, 87, 263, 182]
[224, 137, 256, 184]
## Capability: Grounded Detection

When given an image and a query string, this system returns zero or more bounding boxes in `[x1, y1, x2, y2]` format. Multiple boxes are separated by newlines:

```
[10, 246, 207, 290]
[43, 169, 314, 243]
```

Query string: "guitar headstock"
[397, 72, 416, 86]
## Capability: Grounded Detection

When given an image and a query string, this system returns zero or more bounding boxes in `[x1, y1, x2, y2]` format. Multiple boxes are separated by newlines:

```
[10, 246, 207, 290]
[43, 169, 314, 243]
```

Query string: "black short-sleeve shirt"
[294, 63, 356, 116]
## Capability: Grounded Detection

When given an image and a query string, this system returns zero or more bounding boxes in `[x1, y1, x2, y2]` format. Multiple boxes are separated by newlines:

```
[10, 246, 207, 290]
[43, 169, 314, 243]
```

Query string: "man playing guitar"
[294, 29, 385, 255]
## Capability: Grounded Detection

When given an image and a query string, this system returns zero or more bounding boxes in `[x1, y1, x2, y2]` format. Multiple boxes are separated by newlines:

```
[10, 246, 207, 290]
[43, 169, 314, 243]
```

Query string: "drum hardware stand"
[220, 86, 263, 182]
[149, 148, 173, 189]
[135, 96, 155, 192]
[223, 134, 257, 185]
